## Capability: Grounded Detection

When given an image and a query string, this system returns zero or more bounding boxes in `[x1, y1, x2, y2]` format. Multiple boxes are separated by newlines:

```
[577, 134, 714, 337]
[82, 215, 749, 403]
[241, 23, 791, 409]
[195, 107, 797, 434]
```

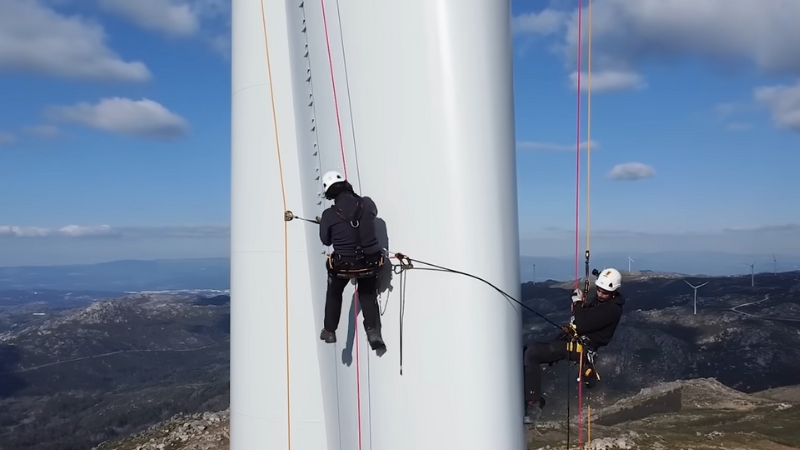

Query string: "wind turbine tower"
[532, 263, 536, 284]
[684, 280, 709, 315]
[746, 262, 755, 287]
[774, 254, 777, 275]
[628, 256, 635, 272]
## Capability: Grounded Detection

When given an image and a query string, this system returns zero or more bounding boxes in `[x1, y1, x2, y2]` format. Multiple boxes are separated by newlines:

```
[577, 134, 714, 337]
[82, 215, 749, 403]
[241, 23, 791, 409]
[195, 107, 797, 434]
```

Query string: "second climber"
[523, 267, 626, 424]
[317, 170, 387, 354]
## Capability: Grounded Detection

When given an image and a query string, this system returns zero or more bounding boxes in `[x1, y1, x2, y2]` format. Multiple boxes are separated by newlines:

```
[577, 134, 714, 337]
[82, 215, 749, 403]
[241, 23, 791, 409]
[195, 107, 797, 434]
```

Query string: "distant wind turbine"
[745, 262, 755, 287]
[532, 264, 536, 285]
[628, 256, 635, 272]
[774, 254, 777, 275]
[684, 280, 709, 315]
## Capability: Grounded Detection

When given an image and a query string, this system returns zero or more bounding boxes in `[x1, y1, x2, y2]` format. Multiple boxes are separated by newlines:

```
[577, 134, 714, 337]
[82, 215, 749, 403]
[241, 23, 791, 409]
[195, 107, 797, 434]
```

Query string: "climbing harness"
[563, 325, 601, 389]
[327, 253, 384, 280]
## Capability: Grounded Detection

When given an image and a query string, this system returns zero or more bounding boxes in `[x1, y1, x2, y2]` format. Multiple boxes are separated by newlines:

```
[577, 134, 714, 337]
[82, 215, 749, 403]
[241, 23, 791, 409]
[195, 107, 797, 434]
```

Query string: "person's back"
[319, 192, 382, 257]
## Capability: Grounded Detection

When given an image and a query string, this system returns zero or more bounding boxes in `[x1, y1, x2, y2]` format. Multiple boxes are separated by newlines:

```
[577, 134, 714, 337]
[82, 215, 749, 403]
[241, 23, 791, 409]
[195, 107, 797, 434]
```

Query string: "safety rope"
[586, 0, 593, 257]
[571, 0, 584, 448]
[576, 0, 596, 447]
[334, 0, 363, 189]
[389, 253, 563, 330]
[580, 1, 595, 448]
[259, 1, 292, 448]
[573, 0, 583, 295]
[319, 1, 363, 448]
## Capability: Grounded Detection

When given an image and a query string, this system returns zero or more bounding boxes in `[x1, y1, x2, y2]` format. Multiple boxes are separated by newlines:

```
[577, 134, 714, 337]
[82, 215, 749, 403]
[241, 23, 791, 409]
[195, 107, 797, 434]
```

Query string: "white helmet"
[595, 268, 622, 292]
[322, 170, 345, 193]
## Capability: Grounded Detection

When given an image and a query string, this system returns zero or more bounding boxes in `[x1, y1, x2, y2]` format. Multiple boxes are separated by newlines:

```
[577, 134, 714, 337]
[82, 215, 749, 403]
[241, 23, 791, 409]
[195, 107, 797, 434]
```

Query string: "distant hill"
[521, 251, 800, 282]
[0, 258, 230, 291]
[0, 291, 229, 450]
[1, 251, 798, 291]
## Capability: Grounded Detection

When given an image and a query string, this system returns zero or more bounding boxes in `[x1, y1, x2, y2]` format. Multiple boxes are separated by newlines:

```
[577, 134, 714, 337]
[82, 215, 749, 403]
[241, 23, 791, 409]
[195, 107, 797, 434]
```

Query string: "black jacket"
[573, 290, 625, 350]
[319, 192, 382, 257]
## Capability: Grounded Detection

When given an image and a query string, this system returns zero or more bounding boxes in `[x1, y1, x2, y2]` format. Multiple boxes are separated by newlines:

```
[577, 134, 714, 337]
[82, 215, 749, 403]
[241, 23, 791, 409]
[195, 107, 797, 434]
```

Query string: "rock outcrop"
[93, 409, 230, 450]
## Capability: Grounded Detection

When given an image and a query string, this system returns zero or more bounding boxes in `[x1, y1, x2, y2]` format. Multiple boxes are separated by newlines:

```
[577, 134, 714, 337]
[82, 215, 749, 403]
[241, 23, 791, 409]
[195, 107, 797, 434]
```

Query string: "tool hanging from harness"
[325, 198, 384, 280]
[561, 323, 601, 389]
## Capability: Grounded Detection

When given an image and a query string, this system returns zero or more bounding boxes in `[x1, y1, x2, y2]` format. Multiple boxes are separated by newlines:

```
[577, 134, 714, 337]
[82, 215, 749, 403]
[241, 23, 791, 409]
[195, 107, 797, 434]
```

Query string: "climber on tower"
[317, 170, 386, 354]
[523, 268, 626, 424]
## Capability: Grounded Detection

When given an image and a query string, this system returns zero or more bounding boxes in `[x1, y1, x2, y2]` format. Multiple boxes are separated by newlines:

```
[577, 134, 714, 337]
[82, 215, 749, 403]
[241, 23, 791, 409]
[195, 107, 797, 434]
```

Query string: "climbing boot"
[320, 328, 336, 344]
[523, 397, 546, 425]
[366, 328, 385, 351]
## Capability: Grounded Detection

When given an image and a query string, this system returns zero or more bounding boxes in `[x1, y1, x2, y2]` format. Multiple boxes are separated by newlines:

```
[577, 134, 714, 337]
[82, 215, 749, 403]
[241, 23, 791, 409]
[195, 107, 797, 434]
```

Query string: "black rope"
[566, 359, 571, 450]
[399, 269, 407, 375]
[391, 255, 565, 332]
[333, 0, 363, 193]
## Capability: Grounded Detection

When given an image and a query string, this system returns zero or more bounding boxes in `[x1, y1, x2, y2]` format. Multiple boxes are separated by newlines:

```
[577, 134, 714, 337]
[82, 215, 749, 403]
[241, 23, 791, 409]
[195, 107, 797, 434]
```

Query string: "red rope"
[320, 1, 362, 449]
[574, 0, 584, 448]
[321, 0, 348, 179]
[573, 0, 583, 293]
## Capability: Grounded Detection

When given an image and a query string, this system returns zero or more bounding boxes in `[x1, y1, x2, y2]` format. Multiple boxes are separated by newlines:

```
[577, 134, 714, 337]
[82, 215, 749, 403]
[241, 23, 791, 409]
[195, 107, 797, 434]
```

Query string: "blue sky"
[0, 0, 798, 266]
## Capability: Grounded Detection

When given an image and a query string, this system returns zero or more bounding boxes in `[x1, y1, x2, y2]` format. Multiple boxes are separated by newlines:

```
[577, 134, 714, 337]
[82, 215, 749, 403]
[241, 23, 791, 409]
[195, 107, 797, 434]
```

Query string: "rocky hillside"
[528, 378, 800, 449]
[0, 292, 230, 450]
[92, 409, 229, 450]
[91, 378, 800, 450]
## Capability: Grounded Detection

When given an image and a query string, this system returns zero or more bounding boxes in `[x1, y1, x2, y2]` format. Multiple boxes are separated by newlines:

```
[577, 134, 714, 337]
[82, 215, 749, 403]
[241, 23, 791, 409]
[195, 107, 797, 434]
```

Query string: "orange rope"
[586, 0, 593, 251]
[260, 1, 292, 448]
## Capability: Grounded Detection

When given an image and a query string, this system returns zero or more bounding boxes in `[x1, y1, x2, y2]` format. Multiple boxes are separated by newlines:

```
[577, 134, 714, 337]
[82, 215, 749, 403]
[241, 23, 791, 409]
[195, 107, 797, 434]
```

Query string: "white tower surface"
[231, 1, 522, 450]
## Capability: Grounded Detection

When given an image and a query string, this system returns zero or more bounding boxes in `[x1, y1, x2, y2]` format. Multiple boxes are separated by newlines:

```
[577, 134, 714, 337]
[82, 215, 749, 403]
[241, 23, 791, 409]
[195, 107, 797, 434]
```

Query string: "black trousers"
[323, 274, 380, 333]
[523, 340, 581, 403]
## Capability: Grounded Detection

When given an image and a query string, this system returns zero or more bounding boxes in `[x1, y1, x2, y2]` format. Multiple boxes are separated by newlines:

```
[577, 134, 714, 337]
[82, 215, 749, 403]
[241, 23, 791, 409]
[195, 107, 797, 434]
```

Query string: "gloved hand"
[571, 288, 584, 304]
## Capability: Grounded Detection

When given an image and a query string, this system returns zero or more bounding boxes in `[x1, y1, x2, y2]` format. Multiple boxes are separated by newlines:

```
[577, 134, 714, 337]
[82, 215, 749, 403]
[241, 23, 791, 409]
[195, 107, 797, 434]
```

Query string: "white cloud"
[120, 225, 230, 238]
[725, 122, 753, 132]
[754, 81, 800, 132]
[568, 70, 646, 92]
[22, 125, 62, 138]
[0, 132, 15, 145]
[512, 9, 568, 35]
[560, 0, 800, 77]
[46, 98, 189, 140]
[516, 1, 800, 94]
[0, 225, 229, 239]
[714, 102, 742, 120]
[608, 162, 655, 181]
[0, 0, 150, 82]
[208, 34, 231, 59]
[95, 0, 231, 59]
[0, 225, 114, 238]
[97, 0, 199, 36]
[189, 0, 230, 19]
[517, 139, 599, 152]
